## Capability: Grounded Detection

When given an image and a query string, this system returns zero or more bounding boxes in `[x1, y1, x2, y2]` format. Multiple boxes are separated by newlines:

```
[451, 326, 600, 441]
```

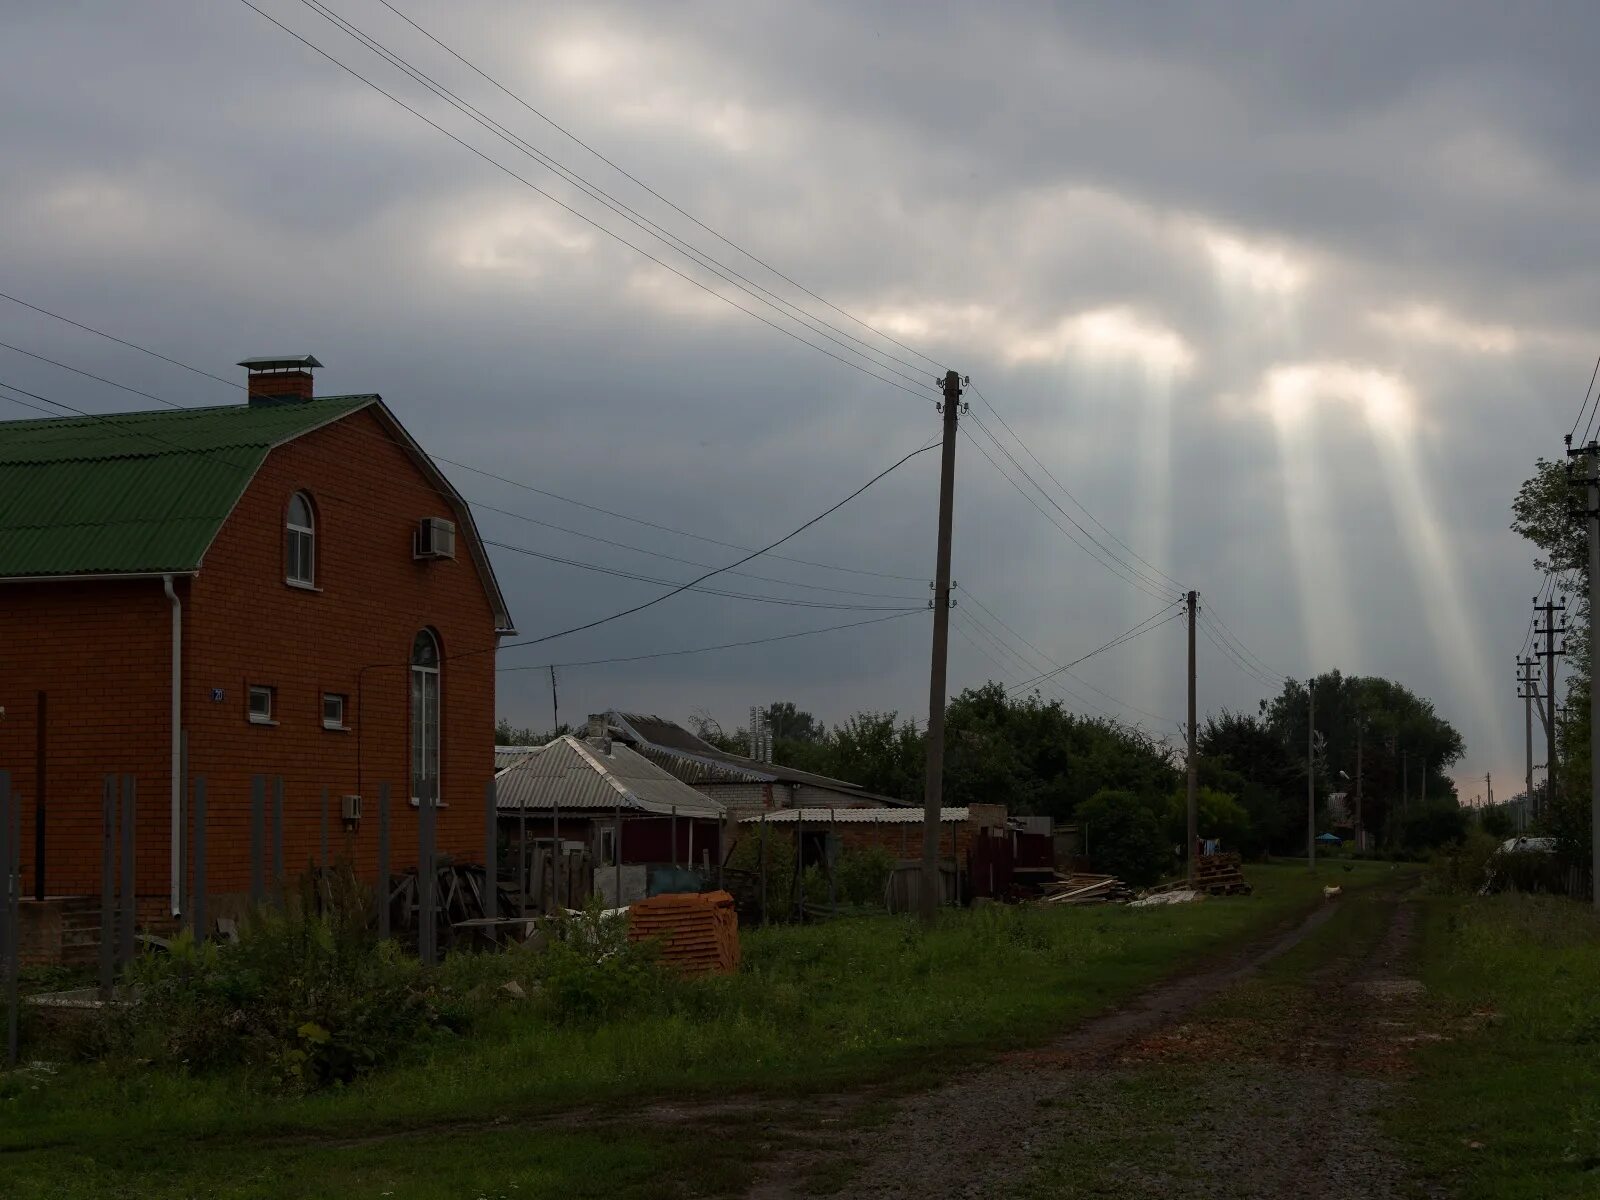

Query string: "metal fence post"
[119, 774, 135, 964]
[271, 776, 284, 895]
[552, 801, 561, 914]
[759, 812, 767, 927]
[484, 778, 497, 925]
[192, 776, 207, 945]
[829, 806, 838, 916]
[250, 774, 264, 904]
[7, 775, 20, 1068]
[100, 775, 115, 998]
[320, 787, 329, 873]
[418, 778, 436, 965]
[377, 785, 390, 941]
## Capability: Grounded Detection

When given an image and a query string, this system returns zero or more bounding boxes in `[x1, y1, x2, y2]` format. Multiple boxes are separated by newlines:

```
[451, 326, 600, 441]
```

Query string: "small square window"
[247, 686, 275, 725]
[322, 693, 348, 730]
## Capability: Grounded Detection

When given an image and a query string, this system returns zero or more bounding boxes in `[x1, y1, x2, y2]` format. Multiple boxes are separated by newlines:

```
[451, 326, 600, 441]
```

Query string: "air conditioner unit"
[341, 793, 363, 824]
[414, 517, 457, 560]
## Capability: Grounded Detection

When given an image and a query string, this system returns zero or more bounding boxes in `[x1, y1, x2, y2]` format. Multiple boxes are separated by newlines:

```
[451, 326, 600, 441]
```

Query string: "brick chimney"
[238, 355, 323, 406]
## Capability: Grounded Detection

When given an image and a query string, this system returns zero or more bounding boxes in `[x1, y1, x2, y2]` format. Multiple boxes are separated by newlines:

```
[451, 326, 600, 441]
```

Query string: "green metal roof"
[0, 396, 375, 578]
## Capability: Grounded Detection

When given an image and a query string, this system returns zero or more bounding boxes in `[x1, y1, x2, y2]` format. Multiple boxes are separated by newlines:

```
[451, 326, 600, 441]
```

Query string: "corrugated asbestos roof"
[740, 807, 969, 824]
[495, 736, 724, 818]
[0, 396, 373, 578]
[603, 711, 891, 792]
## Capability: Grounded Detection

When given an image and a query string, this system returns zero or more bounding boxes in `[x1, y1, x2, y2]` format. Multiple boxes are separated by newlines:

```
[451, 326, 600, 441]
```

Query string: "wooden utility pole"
[1534, 594, 1566, 804]
[1307, 678, 1316, 869]
[920, 370, 962, 923]
[1185, 590, 1198, 886]
[1565, 434, 1600, 910]
[1518, 657, 1538, 819]
[1354, 719, 1364, 852]
[549, 666, 559, 735]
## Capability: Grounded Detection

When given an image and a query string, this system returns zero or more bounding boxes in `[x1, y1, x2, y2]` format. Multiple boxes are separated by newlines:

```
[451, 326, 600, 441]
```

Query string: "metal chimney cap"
[237, 355, 324, 372]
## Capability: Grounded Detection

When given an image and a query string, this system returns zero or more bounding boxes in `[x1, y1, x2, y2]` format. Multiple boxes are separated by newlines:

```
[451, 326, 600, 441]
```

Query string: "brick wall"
[0, 403, 505, 915]
[185, 405, 500, 896]
[0, 579, 172, 900]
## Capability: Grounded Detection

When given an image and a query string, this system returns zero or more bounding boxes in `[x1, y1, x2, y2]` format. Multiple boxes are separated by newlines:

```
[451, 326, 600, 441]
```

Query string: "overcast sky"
[5, 0, 1596, 801]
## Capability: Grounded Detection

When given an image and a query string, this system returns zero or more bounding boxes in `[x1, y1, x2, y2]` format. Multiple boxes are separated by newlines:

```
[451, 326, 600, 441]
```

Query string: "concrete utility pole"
[1518, 657, 1538, 818]
[1355, 719, 1364, 851]
[1307, 678, 1316, 870]
[1186, 590, 1199, 886]
[549, 666, 559, 735]
[1534, 593, 1567, 804]
[1565, 434, 1600, 910]
[1485, 772, 1493, 808]
[920, 370, 962, 923]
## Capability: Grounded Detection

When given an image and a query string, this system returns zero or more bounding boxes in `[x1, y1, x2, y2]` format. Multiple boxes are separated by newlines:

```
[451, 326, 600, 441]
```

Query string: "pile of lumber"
[1194, 852, 1252, 895]
[627, 890, 741, 975]
[1037, 872, 1136, 905]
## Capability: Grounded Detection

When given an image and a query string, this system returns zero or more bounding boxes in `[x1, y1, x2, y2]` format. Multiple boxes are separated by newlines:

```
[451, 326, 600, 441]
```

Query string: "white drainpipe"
[163, 574, 182, 917]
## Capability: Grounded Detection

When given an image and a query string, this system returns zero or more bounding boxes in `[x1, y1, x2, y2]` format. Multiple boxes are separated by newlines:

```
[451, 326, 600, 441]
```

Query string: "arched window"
[411, 629, 441, 804]
[286, 492, 315, 586]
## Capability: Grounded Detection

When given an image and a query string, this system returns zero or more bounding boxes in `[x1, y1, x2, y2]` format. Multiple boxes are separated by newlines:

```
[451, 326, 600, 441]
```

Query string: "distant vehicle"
[1497, 836, 1557, 855]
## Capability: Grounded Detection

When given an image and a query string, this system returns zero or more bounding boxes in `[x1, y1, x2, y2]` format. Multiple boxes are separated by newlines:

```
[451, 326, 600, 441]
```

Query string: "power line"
[0, 306, 929, 584]
[497, 608, 927, 673]
[0, 374, 933, 632]
[0, 291, 245, 390]
[299, 0, 934, 387]
[964, 411, 1174, 597]
[1006, 601, 1184, 695]
[482, 537, 924, 612]
[969, 384, 1187, 592]
[951, 607, 1122, 722]
[233, 0, 937, 404]
[1571, 353, 1600, 442]
[959, 419, 1172, 602]
[958, 587, 1180, 724]
[486, 441, 939, 658]
[1198, 601, 1287, 685]
[371, 0, 945, 376]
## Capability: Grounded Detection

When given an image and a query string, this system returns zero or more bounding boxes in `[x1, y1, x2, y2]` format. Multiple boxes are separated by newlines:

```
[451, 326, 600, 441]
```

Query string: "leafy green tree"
[765, 701, 824, 743]
[1163, 786, 1251, 853]
[1480, 804, 1514, 839]
[1511, 455, 1593, 863]
[1077, 790, 1170, 885]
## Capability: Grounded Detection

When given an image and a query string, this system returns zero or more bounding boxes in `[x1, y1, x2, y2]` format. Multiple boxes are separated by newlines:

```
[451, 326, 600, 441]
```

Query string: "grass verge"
[1388, 892, 1600, 1199]
[1, 861, 1391, 1199]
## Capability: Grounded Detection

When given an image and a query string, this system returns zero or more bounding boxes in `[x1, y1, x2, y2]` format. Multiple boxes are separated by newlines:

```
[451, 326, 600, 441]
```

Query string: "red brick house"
[0, 356, 514, 950]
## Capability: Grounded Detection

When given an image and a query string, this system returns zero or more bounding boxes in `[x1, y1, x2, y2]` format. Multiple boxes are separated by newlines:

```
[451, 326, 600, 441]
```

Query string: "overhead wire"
[967, 385, 1188, 593]
[1571, 353, 1600, 443]
[1006, 601, 1184, 695]
[957, 587, 1181, 724]
[233, 0, 937, 404]
[370, 0, 945, 376]
[298, 0, 936, 389]
[0, 305, 930, 584]
[950, 607, 1123, 722]
[958, 419, 1172, 602]
[0, 374, 937, 635]
[496, 608, 928, 673]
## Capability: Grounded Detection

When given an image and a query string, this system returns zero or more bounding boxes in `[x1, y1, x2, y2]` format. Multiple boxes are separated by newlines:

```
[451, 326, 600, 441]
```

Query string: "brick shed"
[0, 356, 514, 956]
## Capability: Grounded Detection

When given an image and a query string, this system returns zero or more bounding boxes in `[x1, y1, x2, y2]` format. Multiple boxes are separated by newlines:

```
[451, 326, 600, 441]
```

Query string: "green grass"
[0, 861, 1390, 1200]
[1388, 892, 1600, 1199]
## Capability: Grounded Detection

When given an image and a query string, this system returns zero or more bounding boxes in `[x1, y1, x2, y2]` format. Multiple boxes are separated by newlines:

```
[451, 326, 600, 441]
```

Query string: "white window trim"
[322, 692, 349, 731]
[247, 685, 277, 727]
[410, 631, 443, 807]
[286, 493, 315, 587]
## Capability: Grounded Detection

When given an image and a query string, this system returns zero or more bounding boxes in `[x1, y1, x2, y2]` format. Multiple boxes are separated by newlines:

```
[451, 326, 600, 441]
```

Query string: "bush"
[1425, 830, 1500, 894]
[117, 888, 437, 1091]
[1077, 790, 1170, 886]
[726, 823, 800, 920]
[836, 845, 895, 906]
[537, 899, 672, 1023]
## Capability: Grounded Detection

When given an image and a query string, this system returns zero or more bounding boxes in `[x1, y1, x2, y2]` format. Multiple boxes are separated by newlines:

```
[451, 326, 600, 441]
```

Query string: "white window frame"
[286, 492, 315, 588]
[410, 630, 442, 806]
[247, 685, 276, 725]
[322, 692, 348, 731]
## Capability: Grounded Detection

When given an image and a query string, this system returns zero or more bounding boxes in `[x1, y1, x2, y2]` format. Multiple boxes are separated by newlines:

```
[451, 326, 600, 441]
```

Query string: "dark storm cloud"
[4, 0, 1597, 793]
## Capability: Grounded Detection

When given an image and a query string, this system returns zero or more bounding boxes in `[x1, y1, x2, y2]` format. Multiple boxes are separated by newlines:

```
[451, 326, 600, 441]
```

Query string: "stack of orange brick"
[626, 890, 740, 975]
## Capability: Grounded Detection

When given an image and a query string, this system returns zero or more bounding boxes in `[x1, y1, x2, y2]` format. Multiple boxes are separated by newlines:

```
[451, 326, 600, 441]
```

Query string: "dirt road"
[744, 883, 1437, 1200]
